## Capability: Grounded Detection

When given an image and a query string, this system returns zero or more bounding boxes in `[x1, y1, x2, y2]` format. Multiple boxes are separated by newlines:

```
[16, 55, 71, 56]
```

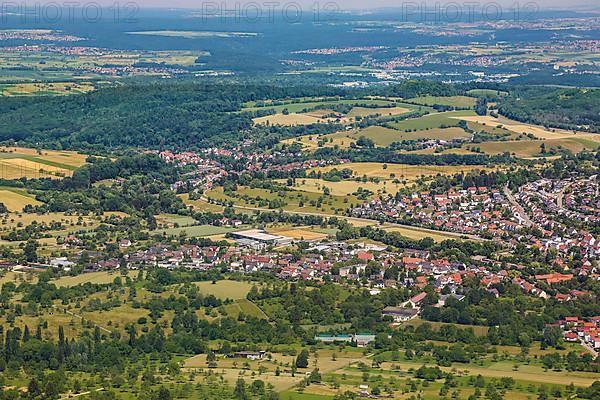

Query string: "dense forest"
[0, 83, 344, 151]
[498, 88, 600, 133]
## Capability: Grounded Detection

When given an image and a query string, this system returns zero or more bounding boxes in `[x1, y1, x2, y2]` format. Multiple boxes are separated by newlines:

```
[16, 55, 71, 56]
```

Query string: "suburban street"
[504, 184, 534, 227]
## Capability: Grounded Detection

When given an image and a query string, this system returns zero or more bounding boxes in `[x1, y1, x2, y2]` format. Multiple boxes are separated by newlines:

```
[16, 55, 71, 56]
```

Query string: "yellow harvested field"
[474, 137, 599, 158]
[454, 115, 583, 139]
[288, 178, 404, 197]
[0, 190, 42, 211]
[0, 160, 66, 179]
[347, 106, 410, 118]
[310, 162, 489, 180]
[271, 228, 329, 241]
[253, 113, 323, 126]
[1, 82, 95, 96]
[1, 158, 65, 173]
[194, 280, 257, 300]
[0, 146, 87, 179]
[382, 225, 459, 242]
[0, 212, 101, 230]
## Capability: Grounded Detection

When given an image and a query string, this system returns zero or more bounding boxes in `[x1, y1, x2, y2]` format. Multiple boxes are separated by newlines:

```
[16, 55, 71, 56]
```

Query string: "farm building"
[314, 333, 376, 347]
[382, 307, 419, 322]
[230, 229, 293, 246]
[231, 351, 266, 360]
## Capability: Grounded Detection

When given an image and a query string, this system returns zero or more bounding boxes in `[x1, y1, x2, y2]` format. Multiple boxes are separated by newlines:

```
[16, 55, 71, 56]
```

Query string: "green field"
[205, 186, 362, 216]
[154, 224, 234, 237]
[52, 271, 138, 287]
[224, 298, 269, 319]
[390, 110, 476, 131]
[357, 125, 470, 146]
[467, 89, 509, 97]
[406, 95, 477, 108]
[242, 98, 397, 113]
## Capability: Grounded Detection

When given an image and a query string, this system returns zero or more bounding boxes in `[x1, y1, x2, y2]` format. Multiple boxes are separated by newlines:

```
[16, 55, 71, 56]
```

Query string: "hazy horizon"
[81, 1, 600, 12]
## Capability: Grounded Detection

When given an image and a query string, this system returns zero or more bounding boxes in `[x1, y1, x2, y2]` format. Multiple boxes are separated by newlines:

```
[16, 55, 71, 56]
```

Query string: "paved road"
[579, 338, 599, 358]
[556, 181, 573, 210]
[199, 197, 484, 241]
[503, 184, 534, 228]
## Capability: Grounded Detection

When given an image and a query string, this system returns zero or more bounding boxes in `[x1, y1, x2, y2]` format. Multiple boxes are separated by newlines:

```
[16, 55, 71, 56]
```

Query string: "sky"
[97, 0, 599, 11]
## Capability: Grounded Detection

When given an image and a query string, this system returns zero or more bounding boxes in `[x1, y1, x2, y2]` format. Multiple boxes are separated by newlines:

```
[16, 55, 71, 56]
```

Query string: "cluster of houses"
[352, 186, 523, 236]
[157, 148, 344, 193]
[563, 176, 599, 224]
[352, 179, 599, 264]
[559, 316, 600, 350]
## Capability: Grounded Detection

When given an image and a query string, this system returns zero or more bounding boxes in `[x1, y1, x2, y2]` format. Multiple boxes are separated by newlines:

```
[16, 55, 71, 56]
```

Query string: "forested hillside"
[498, 88, 600, 133]
[0, 83, 343, 150]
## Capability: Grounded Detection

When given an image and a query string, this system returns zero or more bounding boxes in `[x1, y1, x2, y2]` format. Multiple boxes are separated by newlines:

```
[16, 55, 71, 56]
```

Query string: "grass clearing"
[52, 271, 137, 287]
[194, 280, 257, 300]
[224, 299, 269, 319]
[382, 225, 461, 242]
